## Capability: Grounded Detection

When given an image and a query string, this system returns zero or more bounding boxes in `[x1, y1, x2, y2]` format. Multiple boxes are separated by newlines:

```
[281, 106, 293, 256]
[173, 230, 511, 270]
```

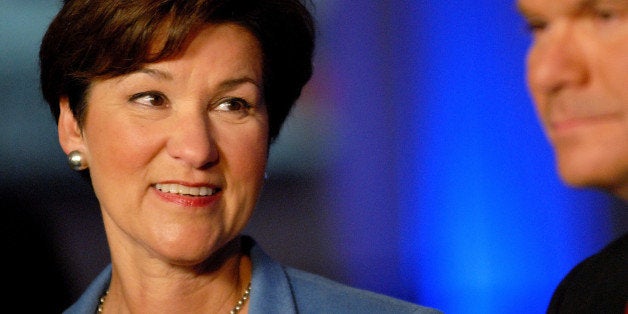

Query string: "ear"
[58, 96, 86, 155]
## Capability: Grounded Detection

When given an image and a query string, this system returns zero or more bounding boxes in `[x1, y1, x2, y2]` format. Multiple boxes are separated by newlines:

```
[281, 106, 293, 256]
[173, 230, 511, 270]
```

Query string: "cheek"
[227, 133, 268, 179]
[525, 49, 551, 122]
[525, 50, 540, 96]
[219, 123, 268, 190]
[602, 52, 628, 105]
[85, 116, 159, 185]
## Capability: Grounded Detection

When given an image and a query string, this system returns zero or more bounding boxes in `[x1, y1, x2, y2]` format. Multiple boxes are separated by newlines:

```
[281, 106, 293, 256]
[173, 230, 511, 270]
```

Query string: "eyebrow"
[138, 68, 173, 80]
[515, 0, 546, 18]
[137, 68, 261, 90]
[574, 0, 628, 15]
[519, 0, 628, 17]
[515, 1, 528, 16]
[217, 77, 262, 92]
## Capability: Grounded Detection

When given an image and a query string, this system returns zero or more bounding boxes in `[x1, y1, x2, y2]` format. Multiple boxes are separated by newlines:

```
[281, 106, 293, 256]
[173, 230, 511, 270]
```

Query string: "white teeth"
[155, 183, 217, 196]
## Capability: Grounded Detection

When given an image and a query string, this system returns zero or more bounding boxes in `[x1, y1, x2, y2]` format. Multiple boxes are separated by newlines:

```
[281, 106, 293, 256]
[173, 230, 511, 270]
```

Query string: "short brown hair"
[40, 0, 315, 142]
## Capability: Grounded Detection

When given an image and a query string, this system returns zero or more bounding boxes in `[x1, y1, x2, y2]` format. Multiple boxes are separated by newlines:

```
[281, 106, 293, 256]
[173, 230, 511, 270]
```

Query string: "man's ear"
[58, 96, 86, 155]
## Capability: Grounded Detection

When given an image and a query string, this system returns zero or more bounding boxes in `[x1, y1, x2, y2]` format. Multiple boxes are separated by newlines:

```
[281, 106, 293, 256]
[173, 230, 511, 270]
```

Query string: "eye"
[586, 2, 627, 23]
[130, 91, 167, 107]
[593, 8, 618, 21]
[214, 97, 252, 112]
[524, 18, 548, 34]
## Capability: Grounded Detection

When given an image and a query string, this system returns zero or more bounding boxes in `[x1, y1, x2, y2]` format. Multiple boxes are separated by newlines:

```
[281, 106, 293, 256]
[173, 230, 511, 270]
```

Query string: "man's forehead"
[518, 0, 628, 17]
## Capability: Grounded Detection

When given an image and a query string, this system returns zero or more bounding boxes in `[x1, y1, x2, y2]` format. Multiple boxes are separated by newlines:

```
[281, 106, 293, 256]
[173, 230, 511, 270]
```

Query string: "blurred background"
[2, 1, 626, 313]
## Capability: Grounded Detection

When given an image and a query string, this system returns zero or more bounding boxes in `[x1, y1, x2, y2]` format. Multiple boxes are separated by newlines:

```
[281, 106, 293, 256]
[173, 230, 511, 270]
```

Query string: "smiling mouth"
[154, 183, 220, 196]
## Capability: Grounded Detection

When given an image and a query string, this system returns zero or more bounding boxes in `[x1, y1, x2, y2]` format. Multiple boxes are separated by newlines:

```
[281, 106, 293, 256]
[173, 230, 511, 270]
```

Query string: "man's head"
[518, 0, 628, 199]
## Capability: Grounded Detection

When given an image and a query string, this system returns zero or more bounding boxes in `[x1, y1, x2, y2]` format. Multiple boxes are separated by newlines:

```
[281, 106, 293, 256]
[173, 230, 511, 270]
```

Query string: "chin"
[556, 153, 628, 196]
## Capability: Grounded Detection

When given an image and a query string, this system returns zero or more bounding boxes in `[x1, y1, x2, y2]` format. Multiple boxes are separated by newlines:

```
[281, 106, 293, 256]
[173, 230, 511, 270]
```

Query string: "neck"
[103, 237, 252, 313]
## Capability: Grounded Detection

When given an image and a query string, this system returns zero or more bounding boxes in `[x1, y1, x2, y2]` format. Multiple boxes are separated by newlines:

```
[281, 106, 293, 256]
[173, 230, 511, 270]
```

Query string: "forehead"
[517, 0, 627, 16]
[517, 0, 574, 16]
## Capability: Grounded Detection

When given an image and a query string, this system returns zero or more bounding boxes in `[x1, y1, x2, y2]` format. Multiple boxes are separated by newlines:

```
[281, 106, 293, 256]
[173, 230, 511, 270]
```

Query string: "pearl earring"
[67, 150, 88, 171]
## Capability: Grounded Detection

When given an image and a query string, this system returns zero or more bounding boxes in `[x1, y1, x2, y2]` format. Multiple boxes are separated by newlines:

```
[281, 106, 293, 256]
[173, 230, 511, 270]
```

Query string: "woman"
[40, 0, 441, 313]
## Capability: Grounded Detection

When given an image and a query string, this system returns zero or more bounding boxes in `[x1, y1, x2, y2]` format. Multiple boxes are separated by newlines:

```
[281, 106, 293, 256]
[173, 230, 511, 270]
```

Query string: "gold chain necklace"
[97, 282, 251, 313]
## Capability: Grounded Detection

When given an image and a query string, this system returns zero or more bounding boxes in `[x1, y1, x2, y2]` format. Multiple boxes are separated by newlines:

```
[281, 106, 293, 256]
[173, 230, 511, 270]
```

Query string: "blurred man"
[517, 0, 627, 312]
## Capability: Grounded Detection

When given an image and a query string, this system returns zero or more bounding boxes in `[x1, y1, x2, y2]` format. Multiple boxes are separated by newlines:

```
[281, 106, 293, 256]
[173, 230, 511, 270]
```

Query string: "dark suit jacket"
[547, 233, 627, 314]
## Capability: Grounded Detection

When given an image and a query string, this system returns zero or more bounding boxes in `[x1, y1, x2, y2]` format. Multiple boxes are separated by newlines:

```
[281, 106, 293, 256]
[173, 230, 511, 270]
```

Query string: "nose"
[527, 24, 588, 96]
[167, 110, 218, 169]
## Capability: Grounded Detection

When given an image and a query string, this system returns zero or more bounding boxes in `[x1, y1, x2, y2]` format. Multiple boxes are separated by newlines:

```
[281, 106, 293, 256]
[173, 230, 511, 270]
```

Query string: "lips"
[154, 183, 220, 196]
[543, 95, 621, 130]
[549, 113, 620, 133]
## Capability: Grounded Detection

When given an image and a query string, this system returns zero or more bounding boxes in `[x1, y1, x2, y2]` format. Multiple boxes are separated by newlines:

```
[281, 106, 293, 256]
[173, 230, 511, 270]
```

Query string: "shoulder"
[63, 264, 111, 314]
[547, 233, 628, 313]
[284, 266, 441, 314]
[246, 236, 441, 314]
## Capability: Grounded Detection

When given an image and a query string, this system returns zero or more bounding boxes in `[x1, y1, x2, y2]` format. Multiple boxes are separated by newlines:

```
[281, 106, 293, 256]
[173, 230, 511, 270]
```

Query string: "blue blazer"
[64, 237, 441, 313]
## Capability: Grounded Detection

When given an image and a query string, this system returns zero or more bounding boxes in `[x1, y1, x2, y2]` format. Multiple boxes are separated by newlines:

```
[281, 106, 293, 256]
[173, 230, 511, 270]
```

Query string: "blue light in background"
[321, 0, 409, 298]
[389, 1, 613, 313]
[313, 0, 615, 313]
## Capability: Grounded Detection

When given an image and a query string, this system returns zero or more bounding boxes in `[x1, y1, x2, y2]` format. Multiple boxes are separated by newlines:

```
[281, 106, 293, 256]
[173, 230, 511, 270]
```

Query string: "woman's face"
[59, 23, 268, 265]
